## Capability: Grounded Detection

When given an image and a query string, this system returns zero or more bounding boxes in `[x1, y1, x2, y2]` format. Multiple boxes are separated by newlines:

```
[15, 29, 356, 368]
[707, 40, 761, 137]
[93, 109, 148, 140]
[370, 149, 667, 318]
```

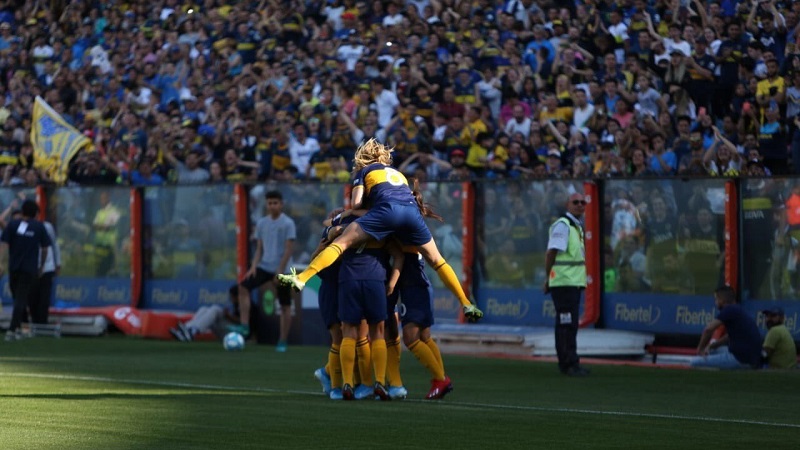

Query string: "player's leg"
[275, 281, 293, 352]
[279, 222, 370, 290]
[339, 322, 358, 400]
[383, 301, 406, 398]
[417, 239, 483, 322]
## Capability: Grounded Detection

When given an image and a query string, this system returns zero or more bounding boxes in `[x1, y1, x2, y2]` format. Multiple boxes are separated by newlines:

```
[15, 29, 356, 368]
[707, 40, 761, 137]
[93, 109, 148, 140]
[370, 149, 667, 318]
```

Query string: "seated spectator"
[691, 286, 763, 370]
[761, 307, 798, 370]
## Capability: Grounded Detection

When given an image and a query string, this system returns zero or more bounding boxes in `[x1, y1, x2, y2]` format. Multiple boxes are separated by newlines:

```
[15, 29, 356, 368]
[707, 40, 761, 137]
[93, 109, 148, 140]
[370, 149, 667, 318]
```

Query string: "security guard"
[544, 193, 590, 376]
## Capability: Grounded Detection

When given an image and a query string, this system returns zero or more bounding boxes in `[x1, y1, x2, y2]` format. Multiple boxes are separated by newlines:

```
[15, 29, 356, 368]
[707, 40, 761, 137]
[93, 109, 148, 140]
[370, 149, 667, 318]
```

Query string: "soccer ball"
[223, 332, 245, 351]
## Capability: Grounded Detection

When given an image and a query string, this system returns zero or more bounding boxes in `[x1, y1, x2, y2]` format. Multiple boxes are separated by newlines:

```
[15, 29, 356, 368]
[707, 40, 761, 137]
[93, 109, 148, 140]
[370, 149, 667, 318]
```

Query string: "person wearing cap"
[691, 286, 762, 370]
[761, 307, 797, 369]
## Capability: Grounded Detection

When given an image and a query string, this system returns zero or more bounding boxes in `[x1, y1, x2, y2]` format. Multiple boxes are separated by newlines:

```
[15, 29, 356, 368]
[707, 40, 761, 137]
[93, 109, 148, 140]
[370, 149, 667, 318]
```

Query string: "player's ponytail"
[411, 178, 443, 222]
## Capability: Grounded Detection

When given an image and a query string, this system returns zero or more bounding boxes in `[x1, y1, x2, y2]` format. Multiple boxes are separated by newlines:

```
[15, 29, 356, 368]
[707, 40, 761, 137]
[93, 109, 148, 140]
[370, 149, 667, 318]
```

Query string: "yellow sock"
[409, 339, 445, 380]
[386, 337, 403, 387]
[340, 338, 356, 387]
[356, 338, 373, 385]
[299, 244, 343, 283]
[422, 337, 445, 375]
[433, 259, 471, 308]
[328, 344, 342, 389]
[371, 339, 387, 386]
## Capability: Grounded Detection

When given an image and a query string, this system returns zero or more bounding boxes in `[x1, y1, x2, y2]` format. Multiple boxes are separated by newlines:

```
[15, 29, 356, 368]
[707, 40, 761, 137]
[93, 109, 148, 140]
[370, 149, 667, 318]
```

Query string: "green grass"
[1, 337, 798, 449]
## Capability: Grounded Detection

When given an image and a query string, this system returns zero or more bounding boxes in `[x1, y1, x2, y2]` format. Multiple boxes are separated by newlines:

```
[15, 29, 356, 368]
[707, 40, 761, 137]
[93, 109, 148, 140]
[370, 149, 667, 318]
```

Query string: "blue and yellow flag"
[30, 96, 92, 184]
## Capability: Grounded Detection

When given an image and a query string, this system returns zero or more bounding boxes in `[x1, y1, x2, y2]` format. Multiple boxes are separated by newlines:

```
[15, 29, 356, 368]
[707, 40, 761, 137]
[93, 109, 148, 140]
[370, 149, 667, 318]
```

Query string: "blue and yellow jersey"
[339, 241, 389, 282]
[270, 140, 291, 171]
[353, 163, 415, 205]
[399, 246, 430, 287]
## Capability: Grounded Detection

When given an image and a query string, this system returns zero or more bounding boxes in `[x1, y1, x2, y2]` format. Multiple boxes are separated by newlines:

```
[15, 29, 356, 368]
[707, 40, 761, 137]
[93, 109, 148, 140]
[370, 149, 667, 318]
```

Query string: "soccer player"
[398, 246, 453, 400]
[335, 215, 404, 400]
[310, 224, 345, 399]
[279, 139, 482, 323]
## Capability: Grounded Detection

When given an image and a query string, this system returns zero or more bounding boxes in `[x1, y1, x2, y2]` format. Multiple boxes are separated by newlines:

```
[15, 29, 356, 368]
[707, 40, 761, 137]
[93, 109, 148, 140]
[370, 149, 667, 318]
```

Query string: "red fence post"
[35, 185, 46, 221]
[580, 181, 601, 327]
[459, 182, 475, 323]
[129, 188, 142, 308]
[235, 184, 249, 282]
[725, 180, 738, 292]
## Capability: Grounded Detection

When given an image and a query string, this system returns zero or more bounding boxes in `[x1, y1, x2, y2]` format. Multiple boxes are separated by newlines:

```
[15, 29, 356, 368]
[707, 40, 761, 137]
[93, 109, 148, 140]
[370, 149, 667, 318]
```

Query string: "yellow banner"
[30, 96, 92, 183]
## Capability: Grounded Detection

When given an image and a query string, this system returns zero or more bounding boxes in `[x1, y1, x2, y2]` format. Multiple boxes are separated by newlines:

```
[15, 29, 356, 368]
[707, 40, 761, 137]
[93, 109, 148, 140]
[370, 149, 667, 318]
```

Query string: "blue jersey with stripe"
[339, 243, 389, 282]
[399, 248, 430, 287]
[353, 163, 415, 206]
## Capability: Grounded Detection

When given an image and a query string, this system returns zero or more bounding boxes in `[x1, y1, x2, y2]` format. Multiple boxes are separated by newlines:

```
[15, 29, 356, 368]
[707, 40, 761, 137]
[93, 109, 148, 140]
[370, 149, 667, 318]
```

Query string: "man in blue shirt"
[691, 286, 762, 369]
[0, 200, 51, 341]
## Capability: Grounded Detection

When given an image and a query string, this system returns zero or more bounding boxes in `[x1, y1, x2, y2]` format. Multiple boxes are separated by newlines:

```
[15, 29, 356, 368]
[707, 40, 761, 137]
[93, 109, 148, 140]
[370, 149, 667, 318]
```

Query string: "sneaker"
[373, 382, 390, 401]
[5, 330, 18, 342]
[277, 268, 305, 292]
[276, 340, 288, 353]
[342, 384, 355, 401]
[354, 384, 374, 400]
[169, 327, 187, 342]
[329, 388, 343, 400]
[463, 304, 483, 323]
[314, 367, 332, 395]
[178, 322, 195, 342]
[388, 385, 408, 400]
[425, 376, 453, 400]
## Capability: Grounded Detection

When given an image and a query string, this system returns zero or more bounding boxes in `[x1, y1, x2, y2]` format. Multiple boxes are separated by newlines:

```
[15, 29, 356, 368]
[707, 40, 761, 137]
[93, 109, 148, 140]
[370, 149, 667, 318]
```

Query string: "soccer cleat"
[342, 384, 355, 401]
[353, 384, 374, 400]
[314, 367, 332, 395]
[169, 327, 187, 342]
[388, 385, 408, 400]
[276, 340, 288, 353]
[425, 376, 453, 400]
[277, 268, 305, 292]
[374, 382, 390, 401]
[329, 388, 343, 400]
[178, 322, 195, 342]
[563, 366, 591, 377]
[463, 304, 483, 323]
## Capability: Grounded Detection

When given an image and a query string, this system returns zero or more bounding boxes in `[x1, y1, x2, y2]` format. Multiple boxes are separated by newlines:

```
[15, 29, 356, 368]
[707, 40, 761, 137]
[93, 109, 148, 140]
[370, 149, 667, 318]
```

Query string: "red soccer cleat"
[425, 376, 453, 400]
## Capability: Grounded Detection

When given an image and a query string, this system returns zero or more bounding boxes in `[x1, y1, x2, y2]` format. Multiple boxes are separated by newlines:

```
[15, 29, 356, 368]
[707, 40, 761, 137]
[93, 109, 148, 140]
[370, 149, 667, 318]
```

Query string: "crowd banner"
[30, 96, 92, 184]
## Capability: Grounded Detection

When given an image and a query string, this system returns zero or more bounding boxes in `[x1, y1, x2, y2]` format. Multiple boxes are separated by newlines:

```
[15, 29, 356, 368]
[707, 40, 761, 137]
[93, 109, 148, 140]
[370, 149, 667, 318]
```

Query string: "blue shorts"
[318, 279, 339, 329]
[399, 284, 435, 329]
[356, 202, 432, 246]
[338, 280, 388, 325]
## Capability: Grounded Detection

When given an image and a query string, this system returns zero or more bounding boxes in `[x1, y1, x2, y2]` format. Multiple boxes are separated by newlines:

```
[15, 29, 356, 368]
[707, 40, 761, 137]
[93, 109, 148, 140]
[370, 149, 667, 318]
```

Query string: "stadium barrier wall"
[0, 178, 797, 342]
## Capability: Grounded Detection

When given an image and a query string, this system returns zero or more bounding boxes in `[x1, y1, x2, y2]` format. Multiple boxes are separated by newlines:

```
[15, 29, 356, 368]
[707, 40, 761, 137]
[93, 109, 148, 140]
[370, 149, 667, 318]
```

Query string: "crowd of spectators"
[2, 0, 800, 187]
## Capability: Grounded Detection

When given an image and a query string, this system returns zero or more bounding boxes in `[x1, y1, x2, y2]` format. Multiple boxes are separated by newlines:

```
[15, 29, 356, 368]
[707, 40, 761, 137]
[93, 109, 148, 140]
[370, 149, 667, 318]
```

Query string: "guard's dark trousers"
[551, 286, 583, 373]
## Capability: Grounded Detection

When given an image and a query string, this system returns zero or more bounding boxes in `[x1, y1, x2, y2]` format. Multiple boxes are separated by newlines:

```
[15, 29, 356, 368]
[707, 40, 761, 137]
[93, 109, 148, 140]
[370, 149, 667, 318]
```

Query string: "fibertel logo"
[485, 298, 530, 319]
[614, 303, 661, 325]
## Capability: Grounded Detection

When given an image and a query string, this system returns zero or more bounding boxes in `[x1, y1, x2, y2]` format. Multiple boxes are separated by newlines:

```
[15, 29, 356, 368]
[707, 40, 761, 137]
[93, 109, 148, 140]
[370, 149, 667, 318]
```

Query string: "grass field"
[1, 336, 798, 450]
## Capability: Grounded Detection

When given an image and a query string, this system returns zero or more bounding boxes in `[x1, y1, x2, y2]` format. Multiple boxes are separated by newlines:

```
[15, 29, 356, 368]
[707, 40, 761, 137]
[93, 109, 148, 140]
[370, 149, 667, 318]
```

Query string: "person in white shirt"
[336, 35, 365, 72]
[323, 0, 346, 31]
[571, 88, 595, 136]
[504, 104, 532, 140]
[382, 2, 404, 27]
[372, 78, 400, 129]
[289, 122, 320, 178]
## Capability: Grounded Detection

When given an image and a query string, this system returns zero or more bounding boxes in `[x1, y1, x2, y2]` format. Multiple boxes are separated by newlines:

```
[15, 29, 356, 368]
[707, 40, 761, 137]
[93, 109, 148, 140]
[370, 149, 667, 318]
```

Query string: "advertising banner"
[143, 279, 235, 311]
[475, 287, 586, 327]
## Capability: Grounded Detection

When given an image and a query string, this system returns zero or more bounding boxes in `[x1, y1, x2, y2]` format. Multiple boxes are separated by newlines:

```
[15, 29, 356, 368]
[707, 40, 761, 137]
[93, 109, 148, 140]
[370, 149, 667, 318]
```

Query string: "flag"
[30, 96, 92, 184]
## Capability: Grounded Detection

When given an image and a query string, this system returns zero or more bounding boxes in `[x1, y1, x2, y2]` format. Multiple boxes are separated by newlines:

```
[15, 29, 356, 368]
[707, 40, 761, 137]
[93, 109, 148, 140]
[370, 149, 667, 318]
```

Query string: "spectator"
[760, 307, 798, 369]
[691, 286, 763, 370]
